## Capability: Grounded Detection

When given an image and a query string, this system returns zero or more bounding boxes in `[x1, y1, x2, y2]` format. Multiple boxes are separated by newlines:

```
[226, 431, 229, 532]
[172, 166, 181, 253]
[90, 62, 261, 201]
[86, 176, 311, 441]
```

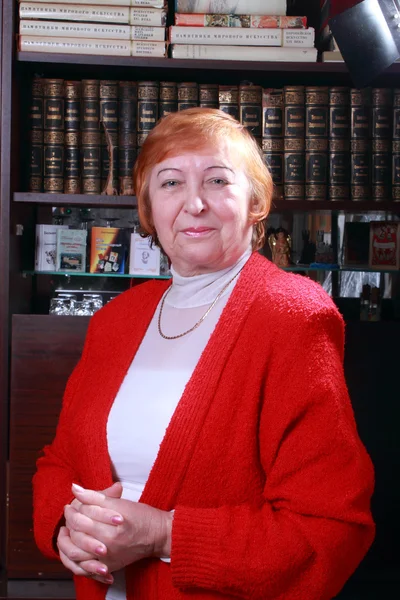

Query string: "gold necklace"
[158, 267, 243, 340]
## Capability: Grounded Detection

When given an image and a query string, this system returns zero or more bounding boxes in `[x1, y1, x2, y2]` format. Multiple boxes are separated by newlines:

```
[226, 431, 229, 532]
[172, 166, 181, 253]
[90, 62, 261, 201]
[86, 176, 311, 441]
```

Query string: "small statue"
[268, 227, 292, 268]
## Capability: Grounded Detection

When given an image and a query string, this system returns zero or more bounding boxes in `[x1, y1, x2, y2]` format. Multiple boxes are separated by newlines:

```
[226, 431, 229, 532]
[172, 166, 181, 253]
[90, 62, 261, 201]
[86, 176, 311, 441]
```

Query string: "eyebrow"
[157, 165, 234, 176]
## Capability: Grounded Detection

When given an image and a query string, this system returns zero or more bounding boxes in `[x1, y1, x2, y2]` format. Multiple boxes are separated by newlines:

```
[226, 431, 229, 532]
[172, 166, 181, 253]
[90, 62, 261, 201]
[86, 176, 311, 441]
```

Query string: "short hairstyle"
[133, 107, 273, 250]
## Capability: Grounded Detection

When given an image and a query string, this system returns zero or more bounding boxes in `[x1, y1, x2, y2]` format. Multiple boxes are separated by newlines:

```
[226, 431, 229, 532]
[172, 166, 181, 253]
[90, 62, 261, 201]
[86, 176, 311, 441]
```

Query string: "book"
[18, 37, 167, 56]
[392, 88, 400, 202]
[371, 88, 392, 202]
[119, 81, 138, 195]
[328, 86, 350, 201]
[218, 85, 239, 120]
[64, 80, 81, 194]
[100, 80, 119, 195]
[169, 26, 282, 45]
[350, 88, 371, 202]
[19, 4, 168, 26]
[159, 81, 178, 118]
[35, 224, 68, 271]
[28, 77, 44, 193]
[369, 222, 400, 270]
[43, 78, 64, 193]
[174, 14, 307, 28]
[177, 81, 198, 111]
[171, 45, 318, 61]
[81, 79, 101, 194]
[137, 80, 159, 147]
[284, 85, 305, 201]
[199, 83, 218, 108]
[90, 226, 127, 274]
[20, 20, 132, 40]
[56, 228, 87, 272]
[129, 232, 161, 275]
[262, 88, 284, 200]
[305, 87, 328, 201]
[18, 0, 165, 5]
[282, 28, 314, 48]
[239, 83, 262, 142]
[174, 1, 287, 16]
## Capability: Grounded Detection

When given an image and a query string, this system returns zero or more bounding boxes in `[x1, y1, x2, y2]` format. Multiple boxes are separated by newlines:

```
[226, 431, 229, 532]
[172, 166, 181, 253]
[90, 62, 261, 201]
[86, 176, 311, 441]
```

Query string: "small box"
[35, 224, 68, 271]
[90, 227, 126, 274]
[343, 222, 370, 266]
[129, 232, 161, 276]
[56, 229, 87, 272]
[369, 221, 400, 270]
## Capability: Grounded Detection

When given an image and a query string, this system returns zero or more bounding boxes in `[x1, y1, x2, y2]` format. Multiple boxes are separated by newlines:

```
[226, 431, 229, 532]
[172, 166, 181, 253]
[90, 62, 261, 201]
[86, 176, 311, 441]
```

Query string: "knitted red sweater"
[33, 253, 375, 600]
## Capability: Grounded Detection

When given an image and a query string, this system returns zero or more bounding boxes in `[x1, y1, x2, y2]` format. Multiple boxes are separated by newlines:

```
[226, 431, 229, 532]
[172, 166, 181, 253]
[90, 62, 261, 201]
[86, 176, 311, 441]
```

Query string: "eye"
[209, 178, 228, 185]
[161, 180, 180, 188]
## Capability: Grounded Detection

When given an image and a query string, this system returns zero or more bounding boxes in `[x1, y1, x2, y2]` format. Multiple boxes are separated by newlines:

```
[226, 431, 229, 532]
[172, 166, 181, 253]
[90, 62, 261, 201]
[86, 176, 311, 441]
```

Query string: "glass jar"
[49, 293, 77, 316]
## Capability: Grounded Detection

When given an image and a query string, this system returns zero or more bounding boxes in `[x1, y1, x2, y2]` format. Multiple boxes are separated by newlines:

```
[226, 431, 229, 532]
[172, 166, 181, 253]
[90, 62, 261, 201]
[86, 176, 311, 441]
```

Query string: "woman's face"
[148, 143, 254, 276]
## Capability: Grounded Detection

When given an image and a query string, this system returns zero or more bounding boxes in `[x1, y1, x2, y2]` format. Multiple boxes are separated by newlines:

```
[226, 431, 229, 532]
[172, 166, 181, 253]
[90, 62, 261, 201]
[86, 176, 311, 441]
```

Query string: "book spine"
[350, 88, 371, 202]
[64, 80, 81, 194]
[174, 0, 286, 17]
[177, 82, 199, 111]
[371, 87, 392, 202]
[21, 0, 132, 5]
[43, 78, 64, 193]
[174, 14, 307, 28]
[169, 25, 282, 45]
[284, 86, 305, 201]
[170, 44, 318, 61]
[131, 40, 167, 56]
[282, 28, 315, 48]
[137, 80, 159, 148]
[81, 79, 101, 194]
[131, 26, 165, 41]
[392, 88, 400, 202]
[159, 81, 178, 118]
[305, 86, 329, 201]
[199, 83, 219, 108]
[19, 3, 130, 24]
[28, 77, 44, 193]
[119, 81, 138, 196]
[262, 87, 284, 200]
[239, 83, 262, 144]
[328, 86, 350, 202]
[19, 20, 131, 39]
[130, 8, 167, 26]
[100, 80, 119, 194]
[218, 85, 239, 121]
[19, 36, 131, 55]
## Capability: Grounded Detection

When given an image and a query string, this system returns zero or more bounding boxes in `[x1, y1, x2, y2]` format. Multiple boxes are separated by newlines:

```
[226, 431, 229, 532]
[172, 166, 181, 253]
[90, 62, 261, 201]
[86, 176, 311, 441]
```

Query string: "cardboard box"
[369, 221, 400, 270]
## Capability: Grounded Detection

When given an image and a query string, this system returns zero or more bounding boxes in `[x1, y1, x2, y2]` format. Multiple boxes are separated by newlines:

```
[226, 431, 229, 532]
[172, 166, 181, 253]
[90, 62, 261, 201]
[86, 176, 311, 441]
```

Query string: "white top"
[105, 248, 252, 600]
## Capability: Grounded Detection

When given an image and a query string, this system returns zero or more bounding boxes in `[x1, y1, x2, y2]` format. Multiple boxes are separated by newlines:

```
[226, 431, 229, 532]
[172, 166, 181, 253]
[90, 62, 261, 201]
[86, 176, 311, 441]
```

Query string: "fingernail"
[104, 576, 114, 584]
[96, 545, 106, 556]
[97, 566, 108, 575]
[111, 515, 124, 525]
[72, 483, 85, 493]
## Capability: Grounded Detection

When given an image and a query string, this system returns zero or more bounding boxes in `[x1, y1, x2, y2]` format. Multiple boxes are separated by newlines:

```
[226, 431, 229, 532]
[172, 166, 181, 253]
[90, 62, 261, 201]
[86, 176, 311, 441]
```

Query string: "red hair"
[133, 108, 273, 250]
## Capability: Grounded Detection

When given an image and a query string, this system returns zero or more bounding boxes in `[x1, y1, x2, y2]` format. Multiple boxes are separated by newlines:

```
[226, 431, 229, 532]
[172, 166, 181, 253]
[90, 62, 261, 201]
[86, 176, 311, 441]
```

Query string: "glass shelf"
[23, 271, 171, 280]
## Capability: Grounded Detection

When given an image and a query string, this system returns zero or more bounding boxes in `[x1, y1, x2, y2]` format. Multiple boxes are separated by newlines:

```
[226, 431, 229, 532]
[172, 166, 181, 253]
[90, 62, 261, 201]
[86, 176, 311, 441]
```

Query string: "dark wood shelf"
[13, 193, 400, 213]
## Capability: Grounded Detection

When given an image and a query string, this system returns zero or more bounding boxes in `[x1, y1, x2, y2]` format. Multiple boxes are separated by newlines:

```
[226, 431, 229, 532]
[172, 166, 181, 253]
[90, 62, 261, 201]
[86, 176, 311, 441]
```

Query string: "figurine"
[268, 227, 292, 268]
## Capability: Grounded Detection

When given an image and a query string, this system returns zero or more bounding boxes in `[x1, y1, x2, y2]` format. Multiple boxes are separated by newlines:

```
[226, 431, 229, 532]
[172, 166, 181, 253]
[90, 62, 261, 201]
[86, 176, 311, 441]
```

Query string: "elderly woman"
[33, 108, 375, 600]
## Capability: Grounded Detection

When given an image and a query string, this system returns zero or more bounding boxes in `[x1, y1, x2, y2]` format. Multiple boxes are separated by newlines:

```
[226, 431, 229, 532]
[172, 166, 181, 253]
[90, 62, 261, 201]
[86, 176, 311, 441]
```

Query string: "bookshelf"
[1, 0, 400, 597]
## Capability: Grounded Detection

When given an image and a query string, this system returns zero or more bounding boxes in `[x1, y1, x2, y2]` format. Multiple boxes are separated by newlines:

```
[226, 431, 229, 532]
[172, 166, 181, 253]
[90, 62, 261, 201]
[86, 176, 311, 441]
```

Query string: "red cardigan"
[33, 253, 375, 600]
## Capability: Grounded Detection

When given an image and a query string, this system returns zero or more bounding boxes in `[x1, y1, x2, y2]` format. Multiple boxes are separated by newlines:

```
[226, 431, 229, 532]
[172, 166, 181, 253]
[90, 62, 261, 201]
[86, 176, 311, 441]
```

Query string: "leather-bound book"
[239, 83, 262, 145]
[199, 84, 219, 109]
[159, 82, 178, 118]
[177, 82, 198, 111]
[284, 85, 305, 201]
[328, 86, 350, 202]
[100, 80, 119, 195]
[350, 87, 371, 202]
[218, 85, 239, 120]
[371, 87, 392, 202]
[392, 88, 400, 202]
[119, 81, 138, 196]
[81, 79, 101, 194]
[137, 80, 159, 148]
[43, 78, 64, 193]
[305, 86, 329, 201]
[262, 88, 284, 200]
[28, 77, 44, 193]
[64, 80, 81, 194]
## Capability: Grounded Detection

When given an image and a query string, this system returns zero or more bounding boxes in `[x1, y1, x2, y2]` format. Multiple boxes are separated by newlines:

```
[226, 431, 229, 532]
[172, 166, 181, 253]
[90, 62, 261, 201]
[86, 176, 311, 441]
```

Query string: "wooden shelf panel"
[13, 192, 137, 208]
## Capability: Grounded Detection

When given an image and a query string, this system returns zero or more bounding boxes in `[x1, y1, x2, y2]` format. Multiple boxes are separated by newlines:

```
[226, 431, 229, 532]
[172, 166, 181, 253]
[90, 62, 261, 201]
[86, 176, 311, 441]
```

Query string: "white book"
[170, 25, 282, 45]
[171, 44, 318, 62]
[19, 4, 167, 26]
[18, 0, 165, 6]
[131, 40, 166, 55]
[20, 20, 165, 40]
[35, 224, 68, 271]
[129, 233, 160, 275]
[19, 35, 132, 55]
[283, 28, 314, 48]
[175, 1, 287, 16]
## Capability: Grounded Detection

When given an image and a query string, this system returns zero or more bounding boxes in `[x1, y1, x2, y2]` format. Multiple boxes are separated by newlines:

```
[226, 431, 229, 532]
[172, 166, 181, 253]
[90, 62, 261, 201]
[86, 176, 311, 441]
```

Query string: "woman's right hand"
[57, 482, 123, 585]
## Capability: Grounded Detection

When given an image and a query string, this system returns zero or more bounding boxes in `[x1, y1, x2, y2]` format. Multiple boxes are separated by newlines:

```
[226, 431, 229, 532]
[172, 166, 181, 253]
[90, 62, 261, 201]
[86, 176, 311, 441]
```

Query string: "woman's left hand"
[67, 485, 173, 573]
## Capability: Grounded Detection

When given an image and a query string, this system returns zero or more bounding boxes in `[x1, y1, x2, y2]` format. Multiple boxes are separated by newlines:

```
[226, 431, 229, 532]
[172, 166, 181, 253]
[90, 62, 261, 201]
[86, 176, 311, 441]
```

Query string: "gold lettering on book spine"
[44, 131, 64, 144]
[178, 83, 198, 102]
[262, 139, 284, 152]
[306, 138, 328, 151]
[138, 82, 159, 100]
[160, 82, 178, 101]
[64, 81, 81, 100]
[199, 84, 218, 104]
[82, 80, 100, 99]
[43, 79, 64, 98]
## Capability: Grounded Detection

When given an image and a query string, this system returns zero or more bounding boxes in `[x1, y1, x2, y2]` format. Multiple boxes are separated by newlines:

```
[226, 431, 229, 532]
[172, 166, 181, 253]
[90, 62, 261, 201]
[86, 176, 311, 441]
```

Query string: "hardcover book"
[28, 77, 44, 193]
[19, 4, 167, 26]
[90, 226, 127, 274]
[64, 80, 81, 194]
[328, 86, 350, 201]
[170, 45, 317, 61]
[174, 14, 307, 28]
[174, 1, 286, 16]
[169, 25, 282, 45]
[56, 228, 87, 272]
[43, 78, 64, 193]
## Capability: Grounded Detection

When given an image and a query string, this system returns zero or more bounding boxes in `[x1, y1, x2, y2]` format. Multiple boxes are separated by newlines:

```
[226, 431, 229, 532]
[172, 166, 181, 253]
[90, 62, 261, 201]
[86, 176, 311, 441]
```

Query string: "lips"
[182, 227, 213, 233]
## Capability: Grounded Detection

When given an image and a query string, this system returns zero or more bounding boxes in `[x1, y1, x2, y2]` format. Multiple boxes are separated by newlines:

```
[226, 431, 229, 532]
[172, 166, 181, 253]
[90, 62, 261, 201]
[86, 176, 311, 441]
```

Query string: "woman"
[33, 108, 375, 600]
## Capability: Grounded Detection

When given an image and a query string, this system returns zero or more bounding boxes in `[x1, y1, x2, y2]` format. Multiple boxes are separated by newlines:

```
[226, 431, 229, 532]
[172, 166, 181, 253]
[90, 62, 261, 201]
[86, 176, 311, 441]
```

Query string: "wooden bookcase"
[1, 0, 400, 597]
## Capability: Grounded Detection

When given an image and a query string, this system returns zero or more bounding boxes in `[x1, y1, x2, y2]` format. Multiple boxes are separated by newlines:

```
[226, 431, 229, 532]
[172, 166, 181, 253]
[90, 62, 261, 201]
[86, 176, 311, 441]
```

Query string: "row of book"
[17, 0, 317, 61]
[28, 78, 400, 203]
[35, 223, 165, 276]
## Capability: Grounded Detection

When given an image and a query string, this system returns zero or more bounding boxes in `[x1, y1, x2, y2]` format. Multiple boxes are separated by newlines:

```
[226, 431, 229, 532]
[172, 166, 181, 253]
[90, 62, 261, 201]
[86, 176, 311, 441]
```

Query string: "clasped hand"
[57, 482, 172, 585]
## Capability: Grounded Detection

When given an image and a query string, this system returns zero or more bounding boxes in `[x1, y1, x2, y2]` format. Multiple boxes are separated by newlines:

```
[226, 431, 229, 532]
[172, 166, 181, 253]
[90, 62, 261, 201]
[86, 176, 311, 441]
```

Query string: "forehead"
[153, 140, 245, 172]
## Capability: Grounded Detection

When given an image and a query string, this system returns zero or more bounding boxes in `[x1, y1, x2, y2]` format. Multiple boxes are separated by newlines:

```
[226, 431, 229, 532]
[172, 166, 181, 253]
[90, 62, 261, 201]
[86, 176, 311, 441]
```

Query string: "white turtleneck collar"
[166, 247, 253, 309]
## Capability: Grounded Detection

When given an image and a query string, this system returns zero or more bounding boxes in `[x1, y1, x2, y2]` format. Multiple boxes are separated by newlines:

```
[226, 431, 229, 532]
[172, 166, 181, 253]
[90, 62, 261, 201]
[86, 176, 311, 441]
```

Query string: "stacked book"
[170, 0, 317, 62]
[18, 0, 168, 57]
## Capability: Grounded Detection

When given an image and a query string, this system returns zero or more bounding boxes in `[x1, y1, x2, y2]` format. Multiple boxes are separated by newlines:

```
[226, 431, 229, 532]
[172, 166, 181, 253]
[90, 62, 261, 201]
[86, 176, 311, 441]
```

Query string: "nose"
[184, 183, 207, 215]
